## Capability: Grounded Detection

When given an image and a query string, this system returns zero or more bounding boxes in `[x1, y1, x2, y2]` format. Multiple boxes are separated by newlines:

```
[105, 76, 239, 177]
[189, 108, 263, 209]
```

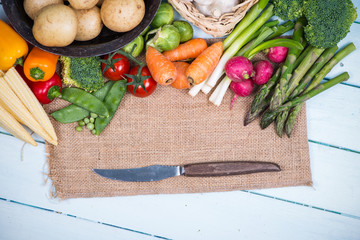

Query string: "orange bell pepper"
[0, 20, 29, 71]
[24, 47, 59, 82]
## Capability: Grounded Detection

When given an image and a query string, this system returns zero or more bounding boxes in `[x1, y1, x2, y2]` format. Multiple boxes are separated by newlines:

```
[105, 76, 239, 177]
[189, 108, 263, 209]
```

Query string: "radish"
[252, 60, 273, 85]
[225, 56, 253, 82]
[265, 46, 288, 63]
[230, 79, 254, 109]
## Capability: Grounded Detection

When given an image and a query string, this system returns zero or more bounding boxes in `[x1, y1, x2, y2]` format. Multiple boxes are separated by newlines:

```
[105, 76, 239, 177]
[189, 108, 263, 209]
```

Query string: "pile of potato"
[24, 0, 146, 47]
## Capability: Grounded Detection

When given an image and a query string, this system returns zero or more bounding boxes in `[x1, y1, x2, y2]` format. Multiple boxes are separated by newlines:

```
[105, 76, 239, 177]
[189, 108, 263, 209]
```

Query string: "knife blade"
[93, 161, 281, 182]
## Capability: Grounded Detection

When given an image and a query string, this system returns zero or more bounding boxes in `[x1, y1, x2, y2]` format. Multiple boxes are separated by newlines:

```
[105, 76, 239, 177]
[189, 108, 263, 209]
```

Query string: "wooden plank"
[253, 142, 360, 216]
[1, 177, 360, 240]
[1, 133, 360, 238]
[0, 200, 164, 240]
[306, 83, 360, 152]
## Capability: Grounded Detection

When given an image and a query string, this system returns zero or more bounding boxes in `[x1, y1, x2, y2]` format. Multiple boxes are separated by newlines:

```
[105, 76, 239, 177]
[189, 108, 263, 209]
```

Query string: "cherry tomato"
[126, 66, 157, 98]
[101, 53, 130, 81]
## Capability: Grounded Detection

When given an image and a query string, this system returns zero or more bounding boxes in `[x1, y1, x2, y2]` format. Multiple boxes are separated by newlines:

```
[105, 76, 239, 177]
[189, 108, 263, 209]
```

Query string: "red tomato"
[101, 53, 130, 81]
[126, 66, 157, 98]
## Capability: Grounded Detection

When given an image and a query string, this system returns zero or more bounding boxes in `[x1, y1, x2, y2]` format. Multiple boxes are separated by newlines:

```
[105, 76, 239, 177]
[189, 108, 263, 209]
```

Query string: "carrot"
[171, 62, 191, 89]
[186, 41, 223, 85]
[146, 46, 176, 85]
[163, 39, 208, 61]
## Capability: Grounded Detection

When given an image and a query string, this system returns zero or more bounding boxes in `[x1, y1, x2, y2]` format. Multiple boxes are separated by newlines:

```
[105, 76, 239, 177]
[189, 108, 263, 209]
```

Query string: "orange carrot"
[186, 41, 223, 85]
[146, 46, 176, 85]
[171, 62, 191, 89]
[163, 39, 208, 61]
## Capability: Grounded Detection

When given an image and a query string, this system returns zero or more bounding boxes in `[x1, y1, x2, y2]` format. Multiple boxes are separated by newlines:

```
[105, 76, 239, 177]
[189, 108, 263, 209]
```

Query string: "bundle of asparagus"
[245, 17, 356, 137]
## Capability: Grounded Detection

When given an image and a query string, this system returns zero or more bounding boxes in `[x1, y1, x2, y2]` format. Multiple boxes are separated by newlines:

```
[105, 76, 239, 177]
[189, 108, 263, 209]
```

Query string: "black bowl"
[2, 0, 161, 57]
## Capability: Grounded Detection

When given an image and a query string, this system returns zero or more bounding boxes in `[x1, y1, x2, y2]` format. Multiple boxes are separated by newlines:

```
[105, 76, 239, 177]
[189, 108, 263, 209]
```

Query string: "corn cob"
[0, 102, 37, 146]
[0, 76, 57, 145]
[4, 67, 57, 142]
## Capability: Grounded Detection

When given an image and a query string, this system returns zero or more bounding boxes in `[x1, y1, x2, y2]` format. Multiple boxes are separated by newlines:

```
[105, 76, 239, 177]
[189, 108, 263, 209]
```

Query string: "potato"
[33, 4, 78, 47]
[68, 0, 98, 10]
[74, 6, 103, 41]
[101, 0, 145, 32]
[24, 0, 64, 20]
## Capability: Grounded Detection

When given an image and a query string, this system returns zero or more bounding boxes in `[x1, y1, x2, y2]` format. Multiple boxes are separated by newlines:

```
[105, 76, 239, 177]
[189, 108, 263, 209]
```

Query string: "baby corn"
[5, 67, 57, 142]
[0, 103, 37, 146]
[0, 76, 57, 145]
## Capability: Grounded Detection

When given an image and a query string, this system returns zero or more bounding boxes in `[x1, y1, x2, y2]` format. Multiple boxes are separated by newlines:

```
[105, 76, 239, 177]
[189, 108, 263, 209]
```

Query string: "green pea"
[92, 129, 97, 135]
[90, 117, 95, 123]
[78, 120, 85, 126]
[50, 82, 114, 123]
[90, 113, 98, 118]
[87, 123, 94, 130]
[60, 88, 109, 117]
[76, 126, 83, 132]
[94, 80, 126, 135]
[84, 118, 90, 124]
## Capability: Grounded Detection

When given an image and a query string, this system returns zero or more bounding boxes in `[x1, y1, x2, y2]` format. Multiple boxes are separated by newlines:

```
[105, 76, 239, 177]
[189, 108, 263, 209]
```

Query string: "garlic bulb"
[193, 0, 240, 18]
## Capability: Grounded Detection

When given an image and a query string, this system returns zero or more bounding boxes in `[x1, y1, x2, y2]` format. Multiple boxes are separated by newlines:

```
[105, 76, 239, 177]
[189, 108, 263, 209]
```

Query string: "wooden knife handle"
[183, 161, 281, 177]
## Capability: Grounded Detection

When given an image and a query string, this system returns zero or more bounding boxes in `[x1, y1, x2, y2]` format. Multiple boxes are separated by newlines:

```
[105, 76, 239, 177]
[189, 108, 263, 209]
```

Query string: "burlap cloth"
[45, 40, 312, 199]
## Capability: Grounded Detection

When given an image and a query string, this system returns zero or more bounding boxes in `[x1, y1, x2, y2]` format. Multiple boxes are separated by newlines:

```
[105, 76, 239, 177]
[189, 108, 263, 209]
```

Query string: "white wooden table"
[1, 3, 360, 240]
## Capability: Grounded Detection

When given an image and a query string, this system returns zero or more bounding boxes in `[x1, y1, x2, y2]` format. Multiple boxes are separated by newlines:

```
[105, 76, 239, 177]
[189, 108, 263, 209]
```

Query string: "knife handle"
[183, 161, 281, 177]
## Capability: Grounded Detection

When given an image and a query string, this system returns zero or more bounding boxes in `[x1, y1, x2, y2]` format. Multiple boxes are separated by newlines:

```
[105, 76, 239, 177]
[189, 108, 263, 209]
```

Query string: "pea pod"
[51, 81, 114, 123]
[61, 88, 109, 117]
[94, 80, 126, 135]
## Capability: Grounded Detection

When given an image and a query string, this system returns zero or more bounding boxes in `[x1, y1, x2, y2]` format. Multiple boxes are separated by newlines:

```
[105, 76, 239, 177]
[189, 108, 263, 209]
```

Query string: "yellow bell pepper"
[0, 20, 29, 71]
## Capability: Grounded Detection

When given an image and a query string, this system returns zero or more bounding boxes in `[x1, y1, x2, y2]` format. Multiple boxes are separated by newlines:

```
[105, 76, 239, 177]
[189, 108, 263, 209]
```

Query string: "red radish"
[265, 46, 288, 63]
[225, 56, 253, 82]
[252, 60, 273, 85]
[230, 80, 254, 109]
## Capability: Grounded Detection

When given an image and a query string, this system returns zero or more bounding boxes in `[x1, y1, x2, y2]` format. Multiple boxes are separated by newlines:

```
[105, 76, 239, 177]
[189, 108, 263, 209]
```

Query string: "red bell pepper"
[31, 73, 62, 104]
[16, 65, 62, 104]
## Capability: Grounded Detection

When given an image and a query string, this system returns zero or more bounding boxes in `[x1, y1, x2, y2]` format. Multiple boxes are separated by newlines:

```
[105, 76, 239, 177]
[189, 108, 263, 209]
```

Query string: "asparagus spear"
[266, 46, 323, 132]
[285, 43, 356, 136]
[261, 72, 350, 129]
[275, 110, 289, 137]
[246, 20, 302, 117]
[276, 46, 338, 137]
[269, 17, 307, 111]
[289, 46, 338, 99]
[245, 94, 272, 126]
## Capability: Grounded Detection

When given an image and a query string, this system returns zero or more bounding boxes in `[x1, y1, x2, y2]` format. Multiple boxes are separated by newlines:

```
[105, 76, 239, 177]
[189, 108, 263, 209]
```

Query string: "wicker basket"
[168, 0, 258, 37]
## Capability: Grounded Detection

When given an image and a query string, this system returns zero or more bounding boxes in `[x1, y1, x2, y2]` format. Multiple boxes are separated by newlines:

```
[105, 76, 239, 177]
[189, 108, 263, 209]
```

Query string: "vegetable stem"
[223, 0, 270, 50]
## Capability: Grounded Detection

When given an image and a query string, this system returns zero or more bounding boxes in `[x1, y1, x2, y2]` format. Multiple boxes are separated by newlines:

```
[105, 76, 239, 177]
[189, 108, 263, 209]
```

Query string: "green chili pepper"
[94, 80, 126, 135]
[51, 81, 114, 123]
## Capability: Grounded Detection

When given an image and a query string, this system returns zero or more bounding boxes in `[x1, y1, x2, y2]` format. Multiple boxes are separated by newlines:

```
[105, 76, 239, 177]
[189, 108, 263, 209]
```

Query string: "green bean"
[94, 80, 126, 135]
[51, 81, 114, 123]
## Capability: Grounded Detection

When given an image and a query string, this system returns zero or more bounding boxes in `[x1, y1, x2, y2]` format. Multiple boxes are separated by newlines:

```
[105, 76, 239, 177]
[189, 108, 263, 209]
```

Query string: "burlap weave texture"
[45, 41, 312, 199]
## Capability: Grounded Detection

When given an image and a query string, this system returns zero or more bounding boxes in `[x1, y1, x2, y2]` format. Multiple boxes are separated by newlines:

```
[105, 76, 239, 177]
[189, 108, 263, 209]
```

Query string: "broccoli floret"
[60, 56, 104, 92]
[273, 0, 304, 21]
[303, 0, 357, 49]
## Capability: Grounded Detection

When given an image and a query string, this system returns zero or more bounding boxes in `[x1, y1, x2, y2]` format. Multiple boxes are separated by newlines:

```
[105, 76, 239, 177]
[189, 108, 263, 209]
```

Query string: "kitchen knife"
[93, 161, 281, 182]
